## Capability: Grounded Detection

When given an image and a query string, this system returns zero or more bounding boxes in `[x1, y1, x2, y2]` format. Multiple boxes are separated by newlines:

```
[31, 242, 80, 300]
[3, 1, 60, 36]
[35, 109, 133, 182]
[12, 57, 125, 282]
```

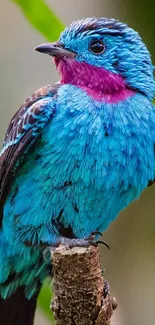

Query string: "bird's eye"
[89, 40, 105, 54]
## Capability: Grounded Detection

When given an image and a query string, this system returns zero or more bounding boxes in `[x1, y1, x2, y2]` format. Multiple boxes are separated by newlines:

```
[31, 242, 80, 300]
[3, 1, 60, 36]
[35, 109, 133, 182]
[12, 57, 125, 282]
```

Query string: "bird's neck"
[56, 59, 134, 103]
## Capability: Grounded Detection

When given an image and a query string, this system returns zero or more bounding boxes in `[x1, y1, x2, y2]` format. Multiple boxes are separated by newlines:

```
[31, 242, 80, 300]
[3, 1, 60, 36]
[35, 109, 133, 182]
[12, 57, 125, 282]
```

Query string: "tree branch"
[51, 245, 117, 325]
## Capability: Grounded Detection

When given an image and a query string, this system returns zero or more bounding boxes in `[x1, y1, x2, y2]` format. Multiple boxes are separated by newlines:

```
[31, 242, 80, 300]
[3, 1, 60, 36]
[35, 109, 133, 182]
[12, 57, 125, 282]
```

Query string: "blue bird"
[0, 17, 155, 324]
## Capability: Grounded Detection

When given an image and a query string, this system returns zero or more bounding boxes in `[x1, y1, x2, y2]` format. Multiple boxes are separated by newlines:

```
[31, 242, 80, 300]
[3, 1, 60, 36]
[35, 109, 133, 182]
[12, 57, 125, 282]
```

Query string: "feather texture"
[1, 17, 155, 323]
[0, 85, 58, 220]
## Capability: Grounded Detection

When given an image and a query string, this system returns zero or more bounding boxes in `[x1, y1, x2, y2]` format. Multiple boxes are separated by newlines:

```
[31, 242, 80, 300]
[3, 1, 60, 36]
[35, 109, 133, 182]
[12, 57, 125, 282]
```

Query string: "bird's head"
[35, 17, 155, 101]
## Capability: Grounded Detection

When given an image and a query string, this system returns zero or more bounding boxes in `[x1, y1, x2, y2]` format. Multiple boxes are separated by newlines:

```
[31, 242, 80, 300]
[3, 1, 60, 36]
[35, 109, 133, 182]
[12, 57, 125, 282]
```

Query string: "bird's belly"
[3, 107, 154, 246]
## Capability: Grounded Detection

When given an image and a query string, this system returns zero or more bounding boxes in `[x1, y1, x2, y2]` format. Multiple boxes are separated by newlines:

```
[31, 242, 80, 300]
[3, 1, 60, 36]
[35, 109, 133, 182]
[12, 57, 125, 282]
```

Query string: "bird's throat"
[55, 58, 134, 103]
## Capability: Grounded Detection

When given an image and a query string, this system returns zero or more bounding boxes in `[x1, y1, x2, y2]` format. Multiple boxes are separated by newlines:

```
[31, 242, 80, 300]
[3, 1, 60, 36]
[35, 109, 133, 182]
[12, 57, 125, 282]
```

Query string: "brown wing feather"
[4, 84, 58, 144]
[0, 84, 59, 222]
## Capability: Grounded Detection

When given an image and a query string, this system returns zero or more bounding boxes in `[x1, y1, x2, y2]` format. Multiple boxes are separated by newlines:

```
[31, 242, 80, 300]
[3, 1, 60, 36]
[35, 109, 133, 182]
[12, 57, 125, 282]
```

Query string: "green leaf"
[11, 0, 64, 41]
[37, 278, 55, 323]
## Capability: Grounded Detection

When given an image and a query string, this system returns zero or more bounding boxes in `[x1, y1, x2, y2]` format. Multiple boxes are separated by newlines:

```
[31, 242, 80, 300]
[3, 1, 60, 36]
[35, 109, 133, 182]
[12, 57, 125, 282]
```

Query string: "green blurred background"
[1, 1, 155, 324]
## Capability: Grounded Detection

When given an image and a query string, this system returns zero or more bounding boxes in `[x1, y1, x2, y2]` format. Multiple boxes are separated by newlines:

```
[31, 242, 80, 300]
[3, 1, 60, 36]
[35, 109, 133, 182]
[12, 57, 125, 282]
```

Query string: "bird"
[0, 16, 155, 324]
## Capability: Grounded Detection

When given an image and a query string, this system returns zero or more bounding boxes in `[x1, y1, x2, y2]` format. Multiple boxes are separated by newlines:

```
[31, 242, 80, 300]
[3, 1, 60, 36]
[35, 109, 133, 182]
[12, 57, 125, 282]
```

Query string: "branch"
[50, 245, 117, 325]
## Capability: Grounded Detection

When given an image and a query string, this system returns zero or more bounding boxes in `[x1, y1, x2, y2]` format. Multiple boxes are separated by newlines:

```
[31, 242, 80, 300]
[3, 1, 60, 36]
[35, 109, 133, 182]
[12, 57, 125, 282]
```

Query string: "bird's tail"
[0, 286, 40, 325]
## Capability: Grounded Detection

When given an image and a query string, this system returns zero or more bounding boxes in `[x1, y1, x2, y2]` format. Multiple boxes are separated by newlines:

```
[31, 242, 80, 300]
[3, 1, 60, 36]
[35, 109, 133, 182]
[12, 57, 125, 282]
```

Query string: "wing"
[0, 84, 59, 216]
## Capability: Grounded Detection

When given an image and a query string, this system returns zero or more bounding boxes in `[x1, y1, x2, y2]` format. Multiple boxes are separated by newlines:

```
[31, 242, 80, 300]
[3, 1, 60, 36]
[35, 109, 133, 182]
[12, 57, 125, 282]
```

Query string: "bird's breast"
[3, 86, 155, 244]
[40, 85, 154, 192]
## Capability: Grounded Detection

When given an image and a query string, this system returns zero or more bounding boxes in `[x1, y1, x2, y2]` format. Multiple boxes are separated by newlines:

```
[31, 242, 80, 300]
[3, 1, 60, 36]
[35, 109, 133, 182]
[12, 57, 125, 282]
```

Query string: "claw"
[91, 231, 103, 237]
[96, 240, 110, 250]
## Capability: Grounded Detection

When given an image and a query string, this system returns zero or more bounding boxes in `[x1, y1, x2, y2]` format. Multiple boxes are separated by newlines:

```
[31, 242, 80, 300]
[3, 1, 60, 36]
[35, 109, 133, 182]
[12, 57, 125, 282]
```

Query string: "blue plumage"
[0, 17, 155, 322]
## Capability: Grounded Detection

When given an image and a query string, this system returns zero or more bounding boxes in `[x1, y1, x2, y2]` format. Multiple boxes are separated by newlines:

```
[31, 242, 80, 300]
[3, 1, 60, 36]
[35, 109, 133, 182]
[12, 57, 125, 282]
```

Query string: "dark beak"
[35, 42, 76, 59]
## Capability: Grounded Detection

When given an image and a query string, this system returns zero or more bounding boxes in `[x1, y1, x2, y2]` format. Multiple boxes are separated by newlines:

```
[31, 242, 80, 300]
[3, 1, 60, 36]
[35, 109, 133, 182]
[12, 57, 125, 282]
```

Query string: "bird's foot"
[59, 236, 95, 248]
[43, 231, 109, 261]
[103, 279, 118, 310]
[103, 279, 110, 298]
[56, 231, 110, 249]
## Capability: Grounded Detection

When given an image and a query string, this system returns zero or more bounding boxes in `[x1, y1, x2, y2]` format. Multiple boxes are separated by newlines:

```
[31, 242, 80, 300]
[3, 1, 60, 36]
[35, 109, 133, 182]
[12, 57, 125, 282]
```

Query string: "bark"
[51, 245, 117, 325]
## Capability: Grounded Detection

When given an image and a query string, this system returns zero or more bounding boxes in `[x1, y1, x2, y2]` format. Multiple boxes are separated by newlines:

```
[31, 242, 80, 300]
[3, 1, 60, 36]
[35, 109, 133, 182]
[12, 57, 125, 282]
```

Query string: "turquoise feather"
[0, 17, 155, 301]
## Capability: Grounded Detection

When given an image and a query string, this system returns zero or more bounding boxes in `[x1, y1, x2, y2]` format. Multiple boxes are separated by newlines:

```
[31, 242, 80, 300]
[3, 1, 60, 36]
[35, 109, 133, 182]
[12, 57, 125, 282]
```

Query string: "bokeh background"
[1, 1, 155, 324]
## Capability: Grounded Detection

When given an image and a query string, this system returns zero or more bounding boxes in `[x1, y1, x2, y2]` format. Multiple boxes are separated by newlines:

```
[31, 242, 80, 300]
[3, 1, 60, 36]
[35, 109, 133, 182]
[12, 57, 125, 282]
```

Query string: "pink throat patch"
[55, 58, 134, 103]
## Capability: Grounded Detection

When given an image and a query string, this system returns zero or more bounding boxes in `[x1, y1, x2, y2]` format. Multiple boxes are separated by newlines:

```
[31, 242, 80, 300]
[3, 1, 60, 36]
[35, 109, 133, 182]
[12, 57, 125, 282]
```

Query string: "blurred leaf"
[37, 278, 55, 323]
[11, 0, 64, 41]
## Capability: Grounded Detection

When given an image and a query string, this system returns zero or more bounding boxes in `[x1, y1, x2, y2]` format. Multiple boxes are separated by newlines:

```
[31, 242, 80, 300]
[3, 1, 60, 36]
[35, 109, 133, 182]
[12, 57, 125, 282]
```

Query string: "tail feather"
[0, 286, 40, 325]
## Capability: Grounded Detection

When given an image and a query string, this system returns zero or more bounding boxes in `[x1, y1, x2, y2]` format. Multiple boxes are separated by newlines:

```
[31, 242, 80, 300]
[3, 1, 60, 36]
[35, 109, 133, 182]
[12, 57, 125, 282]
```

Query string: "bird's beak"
[35, 42, 76, 59]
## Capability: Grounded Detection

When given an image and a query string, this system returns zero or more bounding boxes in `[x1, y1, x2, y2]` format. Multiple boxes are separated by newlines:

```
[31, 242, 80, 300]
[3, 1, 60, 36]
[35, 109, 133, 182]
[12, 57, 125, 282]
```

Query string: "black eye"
[89, 40, 105, 54]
